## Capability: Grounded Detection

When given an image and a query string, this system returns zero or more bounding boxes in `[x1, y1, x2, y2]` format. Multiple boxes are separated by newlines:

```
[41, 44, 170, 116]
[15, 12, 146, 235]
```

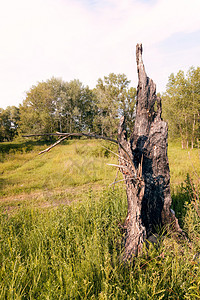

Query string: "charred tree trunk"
[118, 44, 183, 261]
[23, 43, 184, 263]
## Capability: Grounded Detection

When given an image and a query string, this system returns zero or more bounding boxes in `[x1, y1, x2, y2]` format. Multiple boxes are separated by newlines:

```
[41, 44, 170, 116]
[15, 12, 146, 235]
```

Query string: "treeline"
[162, 67, 200, 148]
[0, 106, 19, 142]
[0, 67, 200, 148]
[0, 73, 136, 142]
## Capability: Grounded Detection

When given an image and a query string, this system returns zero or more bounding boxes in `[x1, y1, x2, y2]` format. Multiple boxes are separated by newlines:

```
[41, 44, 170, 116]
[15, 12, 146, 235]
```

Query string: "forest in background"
[0, 67, 200, 148]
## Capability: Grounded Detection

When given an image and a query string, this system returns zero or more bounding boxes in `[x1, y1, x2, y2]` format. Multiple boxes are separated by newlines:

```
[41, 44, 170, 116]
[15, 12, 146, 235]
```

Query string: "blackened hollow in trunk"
[118, 44, 183, 261]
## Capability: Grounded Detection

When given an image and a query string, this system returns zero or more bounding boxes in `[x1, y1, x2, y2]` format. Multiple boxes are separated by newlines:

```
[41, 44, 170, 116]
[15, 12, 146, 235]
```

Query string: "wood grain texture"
[118, 44, 183, 261]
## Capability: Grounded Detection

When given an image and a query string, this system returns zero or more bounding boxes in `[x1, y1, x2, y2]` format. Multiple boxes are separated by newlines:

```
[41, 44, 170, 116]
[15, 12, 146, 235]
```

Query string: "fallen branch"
[38, 135, 71, 155]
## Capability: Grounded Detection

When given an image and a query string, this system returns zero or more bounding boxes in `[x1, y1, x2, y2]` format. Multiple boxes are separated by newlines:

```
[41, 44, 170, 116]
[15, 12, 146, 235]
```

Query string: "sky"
[0, 0, 200, 109]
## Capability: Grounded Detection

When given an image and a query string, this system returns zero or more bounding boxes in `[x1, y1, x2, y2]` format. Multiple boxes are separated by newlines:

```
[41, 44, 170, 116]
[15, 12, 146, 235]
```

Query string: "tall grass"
[0, 139, 200, 298]
[0, 188, 200, 299]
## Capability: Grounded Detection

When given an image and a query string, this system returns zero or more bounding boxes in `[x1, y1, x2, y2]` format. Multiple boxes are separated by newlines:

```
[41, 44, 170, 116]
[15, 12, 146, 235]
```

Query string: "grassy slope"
[0, 140, 120, 210]
[1, 139, 199, 205]
[0, 139, 200, 299]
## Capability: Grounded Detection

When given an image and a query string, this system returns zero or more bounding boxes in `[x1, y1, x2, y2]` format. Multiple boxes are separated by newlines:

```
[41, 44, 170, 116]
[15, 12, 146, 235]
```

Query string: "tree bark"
[23, 43, 184, 263]
[118, 44, 183, 261]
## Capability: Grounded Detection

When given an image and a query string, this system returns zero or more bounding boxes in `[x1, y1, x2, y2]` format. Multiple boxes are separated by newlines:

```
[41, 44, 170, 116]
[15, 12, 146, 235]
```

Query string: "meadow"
[0, 139, 200, 299]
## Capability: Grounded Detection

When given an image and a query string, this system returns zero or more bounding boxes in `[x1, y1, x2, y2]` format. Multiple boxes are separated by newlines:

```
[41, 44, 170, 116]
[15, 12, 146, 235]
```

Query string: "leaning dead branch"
[112, 169, 119, 190]
[107, 163, 130, 170]
[23, 132, 118, 144]
[109, 177, 137, 186]
[38, 134, 71, 155]
[23, 131, 137, 174]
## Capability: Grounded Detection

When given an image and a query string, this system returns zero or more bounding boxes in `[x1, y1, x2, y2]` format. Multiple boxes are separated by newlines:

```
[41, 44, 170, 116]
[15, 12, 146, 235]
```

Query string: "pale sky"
[0, 0, 200, 109]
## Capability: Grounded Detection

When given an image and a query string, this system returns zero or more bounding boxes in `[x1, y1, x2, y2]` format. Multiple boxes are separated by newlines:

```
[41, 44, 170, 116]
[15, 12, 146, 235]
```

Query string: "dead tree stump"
[23, 43, 184, 263]
[118, 44, 183, 261]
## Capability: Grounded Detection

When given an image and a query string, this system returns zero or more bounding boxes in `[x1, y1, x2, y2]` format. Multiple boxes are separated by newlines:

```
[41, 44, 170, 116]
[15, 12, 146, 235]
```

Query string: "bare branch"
[112, 169, 119, 191]
[38, 135, 71, 155]
[109, 177, 136, 186]
[23, 132, 119, 144]
[107, 163, 130, 170]
[23, 132, 136, 172]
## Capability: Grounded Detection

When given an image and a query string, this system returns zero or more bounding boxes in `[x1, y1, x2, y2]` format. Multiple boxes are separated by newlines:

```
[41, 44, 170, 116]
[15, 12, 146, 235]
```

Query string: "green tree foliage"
[0, 106, 19, 141]
[186, 67, 200, 148]
[162, 67, 200, 148]
[18, 74, 135, 139]
[93, 73, 136, 136]
[60, 79, 97, 133]
[18, 78, 97, 136]
[19, 81, 55, 135]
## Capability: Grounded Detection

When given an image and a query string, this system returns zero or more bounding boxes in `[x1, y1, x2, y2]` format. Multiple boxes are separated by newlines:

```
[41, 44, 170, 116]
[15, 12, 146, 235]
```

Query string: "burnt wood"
[118, 44, 183, 261]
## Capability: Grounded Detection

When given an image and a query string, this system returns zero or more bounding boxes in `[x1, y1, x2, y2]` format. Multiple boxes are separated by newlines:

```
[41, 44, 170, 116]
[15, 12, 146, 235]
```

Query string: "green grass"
[0, 139, 200, 299]
[0, 140, 119, 203]
[1, 139, 199, 197]
[0, 189, 200, 299]
[168, 141, 200, 185]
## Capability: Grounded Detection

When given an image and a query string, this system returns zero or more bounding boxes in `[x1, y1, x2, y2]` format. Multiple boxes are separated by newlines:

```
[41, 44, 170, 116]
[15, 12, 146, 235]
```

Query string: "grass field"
[0, 139, 200, 299]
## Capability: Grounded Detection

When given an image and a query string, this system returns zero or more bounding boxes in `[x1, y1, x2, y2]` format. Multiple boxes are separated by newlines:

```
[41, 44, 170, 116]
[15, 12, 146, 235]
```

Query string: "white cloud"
[0, 0, 200, 108]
